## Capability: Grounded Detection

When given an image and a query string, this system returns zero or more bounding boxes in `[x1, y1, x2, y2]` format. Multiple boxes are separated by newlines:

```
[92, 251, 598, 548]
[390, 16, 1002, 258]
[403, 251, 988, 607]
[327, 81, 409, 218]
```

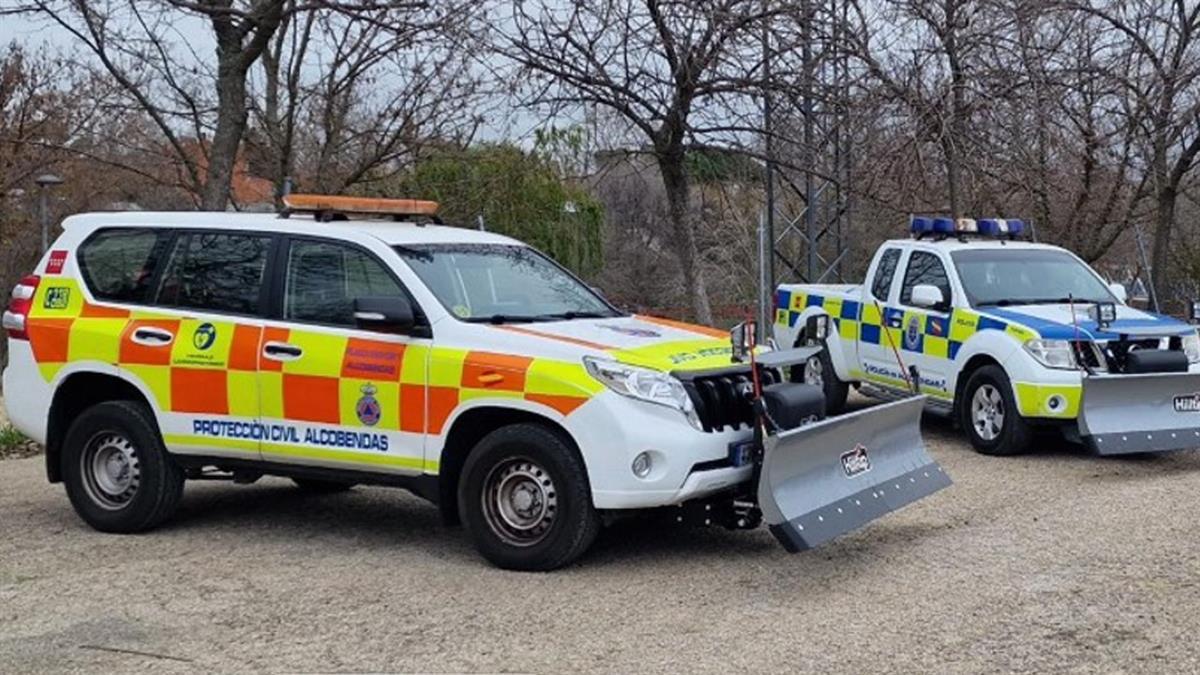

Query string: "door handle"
[131, 327, 174, 346]
[263, 341, 303, 361]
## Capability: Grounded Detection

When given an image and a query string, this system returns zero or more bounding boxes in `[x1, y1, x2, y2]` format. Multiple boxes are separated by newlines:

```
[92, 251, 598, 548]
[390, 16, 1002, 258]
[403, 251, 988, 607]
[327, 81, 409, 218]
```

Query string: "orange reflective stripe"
[341, 337, 405, 379]
[80, 303, 130, 319]
[171, 368, 228, 413]
[427, 386, 458, 434]
[229, 324, 262, 371]
[524, 392, 588, 416]
[462, 351, 532, 392]
[635, 314, 728, 339]
[26, 318, 73, 364]
[282, 373, 340, 424]
[119, 319, 179, 366]
[494, 325, 615, 351]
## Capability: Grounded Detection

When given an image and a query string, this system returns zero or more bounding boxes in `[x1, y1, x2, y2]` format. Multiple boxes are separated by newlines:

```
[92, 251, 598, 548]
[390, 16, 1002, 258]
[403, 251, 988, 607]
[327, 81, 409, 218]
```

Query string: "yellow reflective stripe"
[838, 318, 858, 341]
[339, 379, 399, 429]
[924, 335, 949, 359]
[281, 332, 347, 376]
[1014, 382, 1080, 418]
[260, 442, 434, 472]
[259, 371, 285, 419]
[163, 434, 258, 452]
[226, 370, 258, 417]
[949, 310, 978, 342]
[427, 346, 468, 387]
[29, 278, 83, 318]
[861, 303, 882, 326]
[1006, 324, 1037, 341]
[525, 359, 603, 396]
[790, 292, 807, 311]
[612, 339, 732, 371]
[67, 318, 125, 363]
[399, 344, 429, 385]
[125, 364, 171, 410]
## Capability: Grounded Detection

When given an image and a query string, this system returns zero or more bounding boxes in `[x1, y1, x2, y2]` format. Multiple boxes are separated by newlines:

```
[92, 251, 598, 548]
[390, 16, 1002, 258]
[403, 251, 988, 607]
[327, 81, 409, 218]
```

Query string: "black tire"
[458, 424, 600, 571]
[61, 400, 184, 533]
[959, 365, 1033, 456]
[292, 478, 355, 493]
[790, 331, 849, 415]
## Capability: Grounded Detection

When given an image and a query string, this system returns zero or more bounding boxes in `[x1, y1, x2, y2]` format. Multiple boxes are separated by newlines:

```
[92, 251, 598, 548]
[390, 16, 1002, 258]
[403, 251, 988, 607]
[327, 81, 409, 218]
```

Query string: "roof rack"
[280, 194, 442, 224]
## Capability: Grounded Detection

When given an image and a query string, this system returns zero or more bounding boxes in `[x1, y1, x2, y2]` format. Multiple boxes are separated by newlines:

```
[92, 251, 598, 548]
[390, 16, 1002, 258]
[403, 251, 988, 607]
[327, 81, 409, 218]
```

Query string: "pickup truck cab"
[775, 217, 1200, 456]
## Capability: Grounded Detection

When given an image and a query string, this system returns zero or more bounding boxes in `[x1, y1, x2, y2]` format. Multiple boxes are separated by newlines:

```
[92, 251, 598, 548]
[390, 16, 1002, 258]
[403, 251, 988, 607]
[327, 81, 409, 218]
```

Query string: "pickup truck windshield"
[394, 243, 621, 323]
[951, 248, 1115, 307]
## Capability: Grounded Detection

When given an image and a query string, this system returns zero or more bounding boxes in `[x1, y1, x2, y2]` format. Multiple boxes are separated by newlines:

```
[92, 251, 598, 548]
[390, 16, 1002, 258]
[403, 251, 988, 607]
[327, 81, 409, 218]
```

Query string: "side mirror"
[1109, 282, 1128, 304]
[354, 295, 415, 333]
[910, 284, 946, 310]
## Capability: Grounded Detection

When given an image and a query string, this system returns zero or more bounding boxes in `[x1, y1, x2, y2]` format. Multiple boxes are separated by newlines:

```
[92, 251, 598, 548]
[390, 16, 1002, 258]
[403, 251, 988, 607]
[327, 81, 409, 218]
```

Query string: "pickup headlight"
[583, 356, 701, 429]
[1184, 331, 1200, 364]
[1023, 339, 1077, 370]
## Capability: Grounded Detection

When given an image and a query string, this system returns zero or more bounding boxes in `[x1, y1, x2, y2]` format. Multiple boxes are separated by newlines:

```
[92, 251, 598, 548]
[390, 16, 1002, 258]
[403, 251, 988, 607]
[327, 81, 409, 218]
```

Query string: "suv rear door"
[255, 235, 430, 476]
[141, 230, 275, 460]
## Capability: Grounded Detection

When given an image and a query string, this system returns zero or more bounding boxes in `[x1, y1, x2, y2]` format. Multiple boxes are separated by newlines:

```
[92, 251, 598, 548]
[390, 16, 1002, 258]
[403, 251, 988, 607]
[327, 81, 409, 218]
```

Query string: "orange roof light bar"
[282, 193, 440, 218]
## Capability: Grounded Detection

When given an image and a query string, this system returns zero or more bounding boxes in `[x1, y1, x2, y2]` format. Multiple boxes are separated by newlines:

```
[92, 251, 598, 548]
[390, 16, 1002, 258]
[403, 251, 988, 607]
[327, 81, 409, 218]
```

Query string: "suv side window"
[899, 250, 952, 308]
[870, 248, 901, 300]
[284, 239, 406, 326]
[156, 232, 272, 315]
[78, 228, 172, 304]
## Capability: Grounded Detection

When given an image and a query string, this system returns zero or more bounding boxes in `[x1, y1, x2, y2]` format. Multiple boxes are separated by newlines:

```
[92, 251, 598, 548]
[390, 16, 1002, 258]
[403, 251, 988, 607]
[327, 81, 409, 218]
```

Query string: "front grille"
[679, 366, 782, 432]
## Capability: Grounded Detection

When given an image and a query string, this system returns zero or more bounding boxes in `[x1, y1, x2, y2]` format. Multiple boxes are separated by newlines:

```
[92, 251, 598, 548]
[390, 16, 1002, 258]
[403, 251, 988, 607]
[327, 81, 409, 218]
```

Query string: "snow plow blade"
[757, 396, 950, 552]
[1079, 373, 1200, 455]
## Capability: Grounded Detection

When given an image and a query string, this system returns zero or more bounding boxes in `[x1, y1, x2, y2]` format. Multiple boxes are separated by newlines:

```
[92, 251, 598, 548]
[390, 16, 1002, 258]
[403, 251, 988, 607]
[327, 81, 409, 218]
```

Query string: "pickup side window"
[899, 251, 952, 308]
[870, 248, 901, 300]
[284, 240, 407, 326]
[78, 228, 173, 304]
[156, 232, 272, 315]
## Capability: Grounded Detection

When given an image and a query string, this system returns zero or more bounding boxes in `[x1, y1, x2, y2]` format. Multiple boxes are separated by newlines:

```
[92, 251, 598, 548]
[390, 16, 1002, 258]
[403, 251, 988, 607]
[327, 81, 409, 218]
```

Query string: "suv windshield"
[394, 243, 621, 323]
[952, 248, 1115, 307]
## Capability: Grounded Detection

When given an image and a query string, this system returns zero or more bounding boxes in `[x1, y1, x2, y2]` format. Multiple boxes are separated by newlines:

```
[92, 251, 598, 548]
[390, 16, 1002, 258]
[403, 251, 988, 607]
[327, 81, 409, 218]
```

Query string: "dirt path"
[3, 416, 1200, 672]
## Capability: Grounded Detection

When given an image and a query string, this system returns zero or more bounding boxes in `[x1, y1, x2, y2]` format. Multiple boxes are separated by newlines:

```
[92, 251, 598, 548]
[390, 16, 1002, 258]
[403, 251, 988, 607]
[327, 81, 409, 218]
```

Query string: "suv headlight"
[1023, 339, 1076, 370]
[1184, 331, 1200, 364]
[583, 356, 701, 429]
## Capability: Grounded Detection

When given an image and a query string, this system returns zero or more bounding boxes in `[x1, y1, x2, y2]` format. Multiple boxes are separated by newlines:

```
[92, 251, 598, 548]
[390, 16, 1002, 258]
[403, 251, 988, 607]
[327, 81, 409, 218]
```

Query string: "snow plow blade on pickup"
[756, 395, 950, 551]
[1079, 372, 1200, 455]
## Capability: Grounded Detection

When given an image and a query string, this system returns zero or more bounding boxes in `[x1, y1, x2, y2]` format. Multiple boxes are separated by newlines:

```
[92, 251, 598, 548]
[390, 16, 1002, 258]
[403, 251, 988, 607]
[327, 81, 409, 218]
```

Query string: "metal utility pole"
[760, 0, 853, 339]
[35, 174, 64, 253]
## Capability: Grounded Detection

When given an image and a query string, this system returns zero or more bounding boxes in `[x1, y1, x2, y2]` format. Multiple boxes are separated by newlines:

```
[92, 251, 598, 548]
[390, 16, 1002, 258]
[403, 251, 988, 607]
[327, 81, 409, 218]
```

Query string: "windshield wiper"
[534, 310, 617, 320]
[464, 314, 552, 325]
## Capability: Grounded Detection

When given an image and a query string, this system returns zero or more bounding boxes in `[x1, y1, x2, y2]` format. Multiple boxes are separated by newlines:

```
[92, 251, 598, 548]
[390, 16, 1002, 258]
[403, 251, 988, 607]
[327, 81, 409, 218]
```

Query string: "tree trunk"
[1150, 184, 1176, 309]
[202, 55, 249, 211]
[658, 148, 713, 325]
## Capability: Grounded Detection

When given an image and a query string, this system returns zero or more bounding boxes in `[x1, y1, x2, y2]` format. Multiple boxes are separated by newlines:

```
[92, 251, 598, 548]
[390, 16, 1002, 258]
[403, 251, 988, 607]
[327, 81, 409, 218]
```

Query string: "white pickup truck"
[774, 217, 1200, 457]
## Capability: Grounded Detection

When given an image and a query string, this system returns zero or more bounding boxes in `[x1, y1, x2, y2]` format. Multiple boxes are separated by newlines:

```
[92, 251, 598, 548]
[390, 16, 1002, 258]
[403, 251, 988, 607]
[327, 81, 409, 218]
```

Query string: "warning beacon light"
[910, 215, 1025, 239]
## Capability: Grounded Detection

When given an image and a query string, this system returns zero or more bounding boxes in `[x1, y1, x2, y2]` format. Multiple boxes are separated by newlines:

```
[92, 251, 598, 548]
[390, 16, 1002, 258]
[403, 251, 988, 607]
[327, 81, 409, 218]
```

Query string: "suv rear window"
[156, 232, 272, 315]
[78, 229, 172, 304]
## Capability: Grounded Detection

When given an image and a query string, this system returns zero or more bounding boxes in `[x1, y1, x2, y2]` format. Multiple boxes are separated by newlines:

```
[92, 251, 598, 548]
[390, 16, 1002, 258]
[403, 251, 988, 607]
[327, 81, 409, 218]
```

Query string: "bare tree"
[500, 0, 790, 324]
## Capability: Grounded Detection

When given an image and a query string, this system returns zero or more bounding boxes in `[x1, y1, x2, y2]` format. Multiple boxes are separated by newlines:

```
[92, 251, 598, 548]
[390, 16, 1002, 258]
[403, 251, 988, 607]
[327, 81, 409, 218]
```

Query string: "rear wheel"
[960, 365, 1033, 456]
[791, 330, 849, 415]
[61, 400, 184, 533]
[458, 424, 599, 571]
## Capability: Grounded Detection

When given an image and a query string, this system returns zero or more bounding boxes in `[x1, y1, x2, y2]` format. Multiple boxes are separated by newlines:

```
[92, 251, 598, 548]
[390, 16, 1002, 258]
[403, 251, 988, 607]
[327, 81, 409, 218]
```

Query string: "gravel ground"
[3, 403, 1200, 673]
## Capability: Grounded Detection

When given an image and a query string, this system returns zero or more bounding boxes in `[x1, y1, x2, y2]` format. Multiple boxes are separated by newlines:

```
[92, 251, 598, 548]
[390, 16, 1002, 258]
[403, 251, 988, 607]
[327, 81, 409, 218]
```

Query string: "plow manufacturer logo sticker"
[840, 444, 872, 478]
[1174, 393, 1200, 413]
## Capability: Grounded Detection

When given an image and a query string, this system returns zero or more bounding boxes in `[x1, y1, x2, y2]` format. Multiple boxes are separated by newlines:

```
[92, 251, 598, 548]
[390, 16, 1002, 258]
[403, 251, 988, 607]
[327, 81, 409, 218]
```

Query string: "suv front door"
[257, 236, 429, 475]
[894, 249, 955, 402]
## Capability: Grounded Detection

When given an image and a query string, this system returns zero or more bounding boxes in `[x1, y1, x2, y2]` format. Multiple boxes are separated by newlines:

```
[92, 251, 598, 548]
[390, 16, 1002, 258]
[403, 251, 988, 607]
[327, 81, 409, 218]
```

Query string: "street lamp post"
[35, 173, 64, 253]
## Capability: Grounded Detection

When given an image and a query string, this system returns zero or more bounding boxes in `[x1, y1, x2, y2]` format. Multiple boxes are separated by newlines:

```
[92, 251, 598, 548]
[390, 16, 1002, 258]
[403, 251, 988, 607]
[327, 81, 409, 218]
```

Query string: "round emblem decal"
[903, 315, 921, 350]
[193, 323, 217, 351]
[599, 324, 661, 338]
[356, 383, 382, 426]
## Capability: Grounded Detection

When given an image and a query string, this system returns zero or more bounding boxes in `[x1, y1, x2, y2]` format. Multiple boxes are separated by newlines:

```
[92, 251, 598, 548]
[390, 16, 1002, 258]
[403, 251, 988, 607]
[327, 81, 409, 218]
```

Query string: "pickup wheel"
[959, 365, 1033, 456]
[458, 424, 600, 571]
[791, 331, 849, 415]
[61, 400, 184, 533]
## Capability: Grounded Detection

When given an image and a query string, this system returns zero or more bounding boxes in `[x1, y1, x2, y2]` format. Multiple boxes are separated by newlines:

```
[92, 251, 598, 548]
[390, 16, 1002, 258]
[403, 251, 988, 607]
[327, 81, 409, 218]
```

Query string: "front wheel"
[959, 365, 1033, 456]
[790, 331, 849, 415]
[458, 424, 600, 571]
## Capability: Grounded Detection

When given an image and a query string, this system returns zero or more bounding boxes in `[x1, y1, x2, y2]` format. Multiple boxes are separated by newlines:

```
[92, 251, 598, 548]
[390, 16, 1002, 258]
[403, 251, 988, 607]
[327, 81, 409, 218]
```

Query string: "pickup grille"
[679, 366, 783, 432]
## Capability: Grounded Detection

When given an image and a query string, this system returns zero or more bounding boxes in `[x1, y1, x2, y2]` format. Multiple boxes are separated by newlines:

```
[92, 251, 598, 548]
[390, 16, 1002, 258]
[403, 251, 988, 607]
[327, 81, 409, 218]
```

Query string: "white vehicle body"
[3, 211, 754, 512]
[774, 237, 1200, 448]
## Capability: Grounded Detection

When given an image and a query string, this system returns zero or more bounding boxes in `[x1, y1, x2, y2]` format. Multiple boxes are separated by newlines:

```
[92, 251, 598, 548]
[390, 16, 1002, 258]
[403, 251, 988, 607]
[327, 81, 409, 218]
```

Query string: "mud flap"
[1079, 373, 1200, 455]
[756, 396, 950, 552]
